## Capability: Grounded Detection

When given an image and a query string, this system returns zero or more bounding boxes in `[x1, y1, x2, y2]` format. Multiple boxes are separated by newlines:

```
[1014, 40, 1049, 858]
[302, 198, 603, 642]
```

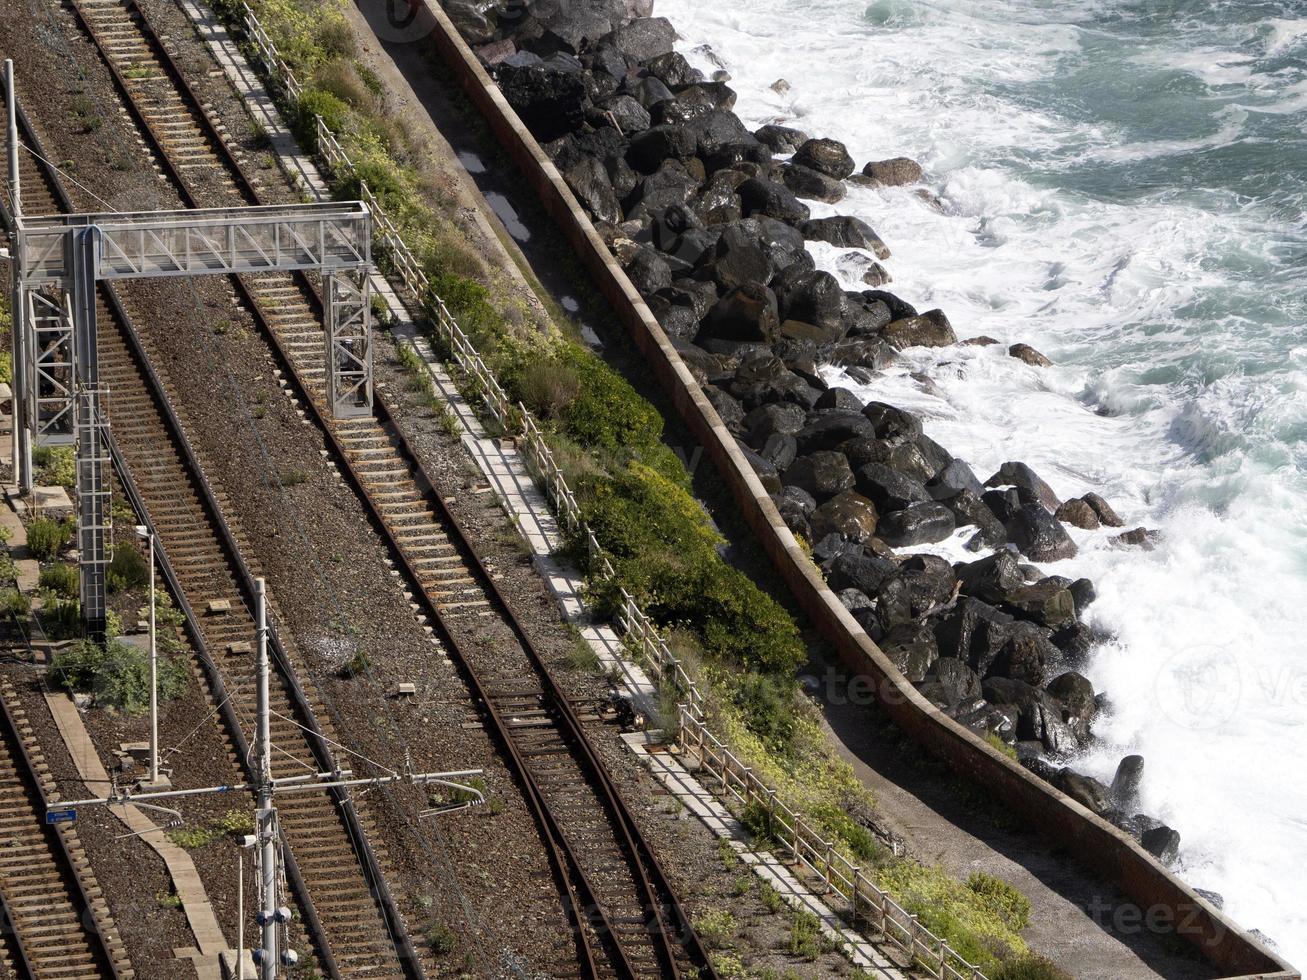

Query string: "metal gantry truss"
[8, 200, 375, 639]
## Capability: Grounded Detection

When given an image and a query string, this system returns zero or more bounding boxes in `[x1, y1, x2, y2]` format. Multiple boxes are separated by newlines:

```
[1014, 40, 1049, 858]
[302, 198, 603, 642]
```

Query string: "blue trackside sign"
[45, 808, 77, 824]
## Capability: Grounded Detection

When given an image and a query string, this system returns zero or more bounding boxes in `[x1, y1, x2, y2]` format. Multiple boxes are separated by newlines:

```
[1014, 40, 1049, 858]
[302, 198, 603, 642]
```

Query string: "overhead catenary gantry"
[7, 67, 376, 639]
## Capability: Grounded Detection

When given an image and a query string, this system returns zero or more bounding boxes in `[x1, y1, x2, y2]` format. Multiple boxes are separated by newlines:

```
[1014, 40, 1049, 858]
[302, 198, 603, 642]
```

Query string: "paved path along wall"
[408, 2, 1296, 974]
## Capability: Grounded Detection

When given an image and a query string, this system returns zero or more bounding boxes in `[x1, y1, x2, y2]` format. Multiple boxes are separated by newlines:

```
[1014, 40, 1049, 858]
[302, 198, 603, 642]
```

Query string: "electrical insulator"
[275, 906, 292, 923]
[281, 949, 299, 966]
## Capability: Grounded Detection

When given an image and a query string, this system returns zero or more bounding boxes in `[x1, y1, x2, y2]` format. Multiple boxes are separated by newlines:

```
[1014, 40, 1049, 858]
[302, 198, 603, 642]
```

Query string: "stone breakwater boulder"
[455, 2, 1157, 819]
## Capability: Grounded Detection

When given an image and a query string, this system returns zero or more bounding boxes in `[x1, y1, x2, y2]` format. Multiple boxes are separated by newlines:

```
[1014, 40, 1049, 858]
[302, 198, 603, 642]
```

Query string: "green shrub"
[0, 588, 29, 618]
[875, 861, 1028, 970]
[788, 909, 836, 959]
[33, 447, 75, 489]
[517, 359, 579, 420]
[49, 638, 187, 715]
[991, 955, 1073, 980]
[337, 647, 370, 678]
[106, 546, 149, 594]
[968, 872, 1032, 932]
[985, 730, 1018, 760]
[0, 349, 11, 386]
[691, 908, 736, 949]
[296, 88, 350, 142]
[312, 60, 372, 108]
[39, 562, 79, 599]
[40, 596, 81, 640]
[426, 924, 456, 955]
[27, 518, 71, 560]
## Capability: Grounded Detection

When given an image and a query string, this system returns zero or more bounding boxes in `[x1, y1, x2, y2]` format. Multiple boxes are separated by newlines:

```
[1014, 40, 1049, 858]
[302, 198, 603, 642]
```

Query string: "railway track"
[0, 677, 132, 980]
[0, 93, 137, 980]
[2, 76, 413, 978]
[58, 0, 721, 975]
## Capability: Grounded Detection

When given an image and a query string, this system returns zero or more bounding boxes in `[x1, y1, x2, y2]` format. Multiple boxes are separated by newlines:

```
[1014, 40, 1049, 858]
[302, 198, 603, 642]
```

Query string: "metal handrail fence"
[231, 6, 988, 974]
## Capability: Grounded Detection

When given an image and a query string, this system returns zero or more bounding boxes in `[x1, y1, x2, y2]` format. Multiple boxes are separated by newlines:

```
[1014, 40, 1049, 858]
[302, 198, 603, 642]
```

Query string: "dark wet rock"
[984, 679, 1072, 754]
[1009, 342, 1052, 367]
[1082, 492, 1124, 528]
[625, 245, 673, 295]
[627, 73, 676, 109]
[739, 441, 783, 492]
[955, 551, 1024, 605]
[795, 412, 875, 454]
[738, 176, 811, 224]
[1055, 498, 1100, 530]
[689, 170, 746, 224]
[709, 224, 774, 290]
[599, 17, 675, 63]
[446, 0, 501, 43]
[919, 657, 982, 706]
[1141, 826, 1181, 865]
[498, 63, 589, 141]
[860, 402, 923, 444]
[935, 598, 1014, 676]
[1003, 580, 1077, 629]
[728, 355, 819, 410]
[926, 458, 984, 502]
[821, 336, 897, 372]
[1047, 671, 1097, 724]
[836, 587, 875, 614]
[982, 487, 1022, 525]
[754, 124, 809, 154]
[881, 623, 939, 682]
[798, 216, 889, 258]
[814, 387, 863, 412]
[685, 109, 753, 156]
[564, 156, 622, 223]
[844, 294, 894, 336]
[876, 502, 956, 547]
[702, 385, 744, 432]
[915, 434, 953, 479]
[702, 140, 774, 173]
[776, 270, 847, 332]
[1110, 754, 1145, 812]
[861, 157, 923, 186]
[778, 483, 818, 518]
[827, 551, 898, 596]
[944, 490, 1008, 548]
[1112, 527, 1158, 550]
[780, 164, 847, 204]
[986, 461, 1061, 511]
[882, 310, 957, 349]
[599, 93, 651, 134]
[809, 490, 879, 543]
[877, 564, 957, 629]
[784, 451, 856, 502]
[744, 401, 807, 445]
[758, 432, 798, 471]
[954, 700, 1018, 744]
[1055, 768, 1113, 815]
[793, 137, 856, 180]
[1068, 578, 1097, 611]
[699, 282, 780, 343]
[1007, 504, 1078, 562]
[989, 621, 1056, 685]
[1051, 622, 1099, 666]
[854, 463, 931, 513]
[626, 124, 697, 172]
[864, 289, 917, 322]
[644, 51, 702, 88]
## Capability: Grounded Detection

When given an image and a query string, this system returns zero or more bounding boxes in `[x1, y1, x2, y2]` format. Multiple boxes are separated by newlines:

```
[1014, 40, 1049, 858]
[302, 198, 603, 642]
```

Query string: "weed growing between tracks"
[211, 0, 1042, 967]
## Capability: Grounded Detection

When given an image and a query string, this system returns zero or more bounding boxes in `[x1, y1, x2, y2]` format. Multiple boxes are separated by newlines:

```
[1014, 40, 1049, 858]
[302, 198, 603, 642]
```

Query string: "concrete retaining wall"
[410, 2, 1296, 973]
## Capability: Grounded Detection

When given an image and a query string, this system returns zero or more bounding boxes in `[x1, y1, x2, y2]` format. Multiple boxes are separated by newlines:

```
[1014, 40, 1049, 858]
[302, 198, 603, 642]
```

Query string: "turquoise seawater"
[662, 0, 1307, 960]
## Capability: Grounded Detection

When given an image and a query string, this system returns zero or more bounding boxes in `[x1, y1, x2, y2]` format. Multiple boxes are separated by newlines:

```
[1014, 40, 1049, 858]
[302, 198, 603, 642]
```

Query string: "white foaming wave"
[663, 0, 1307, 960]
[1264, 17, 1307, 56]
[1129, 45, 1261, 89]
[1074, 105, 1250, 165]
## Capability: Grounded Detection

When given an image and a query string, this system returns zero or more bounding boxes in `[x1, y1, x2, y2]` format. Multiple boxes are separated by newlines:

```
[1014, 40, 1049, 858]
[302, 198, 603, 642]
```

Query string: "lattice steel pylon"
[5, 72, 374, 639]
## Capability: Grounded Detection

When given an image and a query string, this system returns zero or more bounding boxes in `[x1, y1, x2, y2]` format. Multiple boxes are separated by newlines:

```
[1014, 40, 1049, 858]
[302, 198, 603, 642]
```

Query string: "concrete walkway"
[44, 691, 228, 979]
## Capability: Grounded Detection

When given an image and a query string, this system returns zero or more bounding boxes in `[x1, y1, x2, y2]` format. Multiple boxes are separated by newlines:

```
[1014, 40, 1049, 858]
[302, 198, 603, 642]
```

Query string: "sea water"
[660, 0, 1307, 960]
